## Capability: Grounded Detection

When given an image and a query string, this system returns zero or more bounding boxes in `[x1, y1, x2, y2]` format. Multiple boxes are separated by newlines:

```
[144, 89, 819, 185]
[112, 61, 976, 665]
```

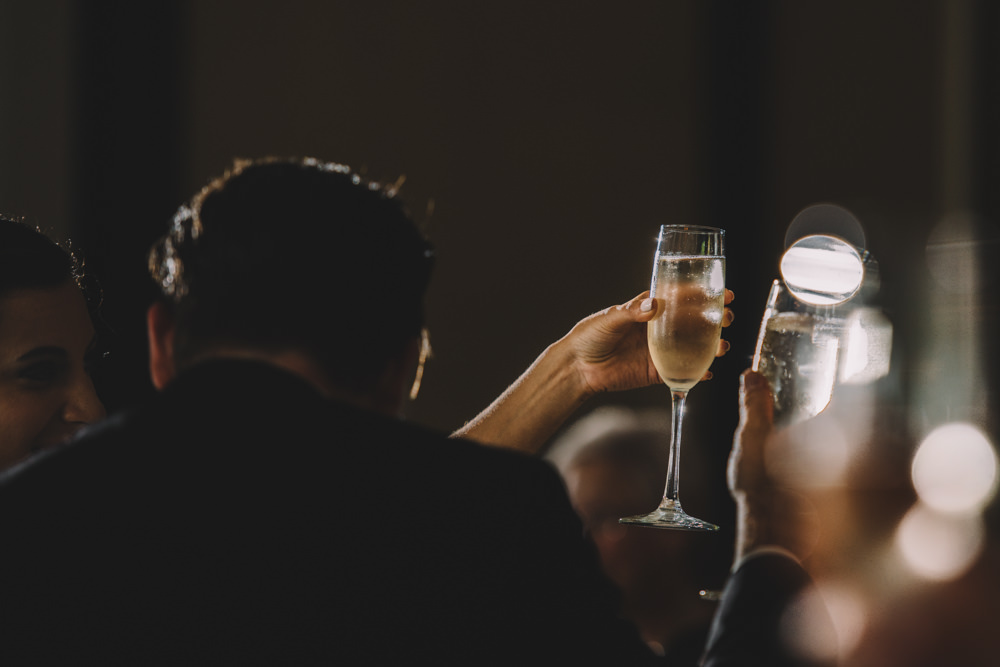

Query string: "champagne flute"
[620, 225, 726, 531]
[751, 280, 844, 428]
[752, 234, 868, 427]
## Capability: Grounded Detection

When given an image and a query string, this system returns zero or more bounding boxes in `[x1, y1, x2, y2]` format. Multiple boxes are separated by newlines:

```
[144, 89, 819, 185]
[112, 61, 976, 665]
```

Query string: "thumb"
[583, 291, 657, 336]
[617, 291, 657, 324]
[739, 370, 774, 431]
[729, 370, 775, 495]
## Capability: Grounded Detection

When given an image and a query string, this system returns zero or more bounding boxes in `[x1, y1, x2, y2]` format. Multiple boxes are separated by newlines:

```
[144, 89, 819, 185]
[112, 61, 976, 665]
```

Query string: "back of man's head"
[148, 157, 434, 392]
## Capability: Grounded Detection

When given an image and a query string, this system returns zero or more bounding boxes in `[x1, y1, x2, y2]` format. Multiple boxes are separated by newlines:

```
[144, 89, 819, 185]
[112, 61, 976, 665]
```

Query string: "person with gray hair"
[546, 407, 717, 664]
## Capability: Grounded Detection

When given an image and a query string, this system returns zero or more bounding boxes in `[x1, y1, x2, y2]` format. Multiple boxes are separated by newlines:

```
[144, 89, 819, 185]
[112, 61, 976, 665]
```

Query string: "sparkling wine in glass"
[620, 225, 725, 531]
[752, 234, 868, 427]
[752, 280, 844, 428]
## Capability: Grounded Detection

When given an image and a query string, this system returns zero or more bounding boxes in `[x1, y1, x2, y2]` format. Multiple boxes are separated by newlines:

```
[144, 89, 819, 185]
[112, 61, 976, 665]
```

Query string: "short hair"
[546, 406, 673, 506]
[147, 157, 435, 392]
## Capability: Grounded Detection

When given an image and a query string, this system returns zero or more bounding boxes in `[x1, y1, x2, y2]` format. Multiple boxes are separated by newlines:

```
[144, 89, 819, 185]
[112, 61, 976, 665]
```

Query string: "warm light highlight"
[781, 582, 868, 662]
[895, 504, 984, 581]
[766, 417, 853, 489]
[911, 422, 998, 514]
[839, 307, 892, 385]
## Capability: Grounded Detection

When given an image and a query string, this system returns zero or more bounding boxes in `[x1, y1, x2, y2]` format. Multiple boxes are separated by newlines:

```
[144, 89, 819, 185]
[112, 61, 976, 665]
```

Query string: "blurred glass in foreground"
[753, 204, 891, 429]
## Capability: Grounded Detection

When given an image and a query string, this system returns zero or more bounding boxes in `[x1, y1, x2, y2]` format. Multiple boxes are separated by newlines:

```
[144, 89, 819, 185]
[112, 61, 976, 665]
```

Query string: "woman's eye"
[18, 362, 62, 385]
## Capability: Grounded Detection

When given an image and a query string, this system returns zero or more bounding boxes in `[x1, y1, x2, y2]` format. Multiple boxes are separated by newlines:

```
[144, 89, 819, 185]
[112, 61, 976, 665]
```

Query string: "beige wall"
[0, 0, 986, 437]
[0, 0, 75, 240]
[181, 1, 706, 432]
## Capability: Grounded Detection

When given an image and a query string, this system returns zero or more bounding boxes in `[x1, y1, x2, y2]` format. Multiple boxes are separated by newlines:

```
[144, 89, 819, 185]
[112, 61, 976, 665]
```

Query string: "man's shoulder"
[363, 417, 570, 504]
[0, 378, 567, 517]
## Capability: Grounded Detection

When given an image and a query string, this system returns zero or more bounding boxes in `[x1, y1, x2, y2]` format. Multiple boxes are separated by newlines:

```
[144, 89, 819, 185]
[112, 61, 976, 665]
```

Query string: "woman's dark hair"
[148, 157, 435, 392]
[0, 215, 86, 295]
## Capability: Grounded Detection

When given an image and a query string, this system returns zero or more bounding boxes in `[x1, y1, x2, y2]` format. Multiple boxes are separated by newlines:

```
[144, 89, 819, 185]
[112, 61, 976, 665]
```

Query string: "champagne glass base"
[619, 502, 719, 532]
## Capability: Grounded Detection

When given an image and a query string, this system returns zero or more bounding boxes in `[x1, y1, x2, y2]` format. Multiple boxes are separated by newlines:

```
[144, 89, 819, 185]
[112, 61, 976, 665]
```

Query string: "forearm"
[451, 337, 593, 454]
[732, 491, 811, 569]
[733, 498, 770, 566]
[452, 292, 663, 453]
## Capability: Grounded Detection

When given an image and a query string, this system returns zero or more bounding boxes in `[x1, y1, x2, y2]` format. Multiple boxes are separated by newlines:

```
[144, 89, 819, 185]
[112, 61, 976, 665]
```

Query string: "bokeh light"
[782, 581, 868, 662]
[911, 422, 998, 514]
[766, 415, 854, 488]
[895, 504, 985, 581]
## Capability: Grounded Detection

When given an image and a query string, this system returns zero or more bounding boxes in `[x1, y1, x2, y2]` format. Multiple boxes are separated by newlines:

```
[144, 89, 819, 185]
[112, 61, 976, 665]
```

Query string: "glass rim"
[658, 224, 725, 235]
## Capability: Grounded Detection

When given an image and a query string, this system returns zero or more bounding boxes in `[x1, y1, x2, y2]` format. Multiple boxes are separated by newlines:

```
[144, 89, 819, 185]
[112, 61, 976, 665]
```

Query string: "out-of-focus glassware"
[780, 234, 865, 305]
[753, 230, 890, 428]
[752, 279, 845, 427]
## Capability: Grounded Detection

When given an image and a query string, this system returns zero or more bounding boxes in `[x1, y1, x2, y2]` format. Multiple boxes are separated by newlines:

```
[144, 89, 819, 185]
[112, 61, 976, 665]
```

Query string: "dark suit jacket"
[700, 552, 835, 667]
[0, 360, 822, 665]
[0, 360, 660, 665]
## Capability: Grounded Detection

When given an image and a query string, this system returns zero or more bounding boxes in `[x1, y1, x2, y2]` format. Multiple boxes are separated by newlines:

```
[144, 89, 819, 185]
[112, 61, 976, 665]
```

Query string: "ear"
[147, 301, 177, 390]
[375, 335, 423, 416]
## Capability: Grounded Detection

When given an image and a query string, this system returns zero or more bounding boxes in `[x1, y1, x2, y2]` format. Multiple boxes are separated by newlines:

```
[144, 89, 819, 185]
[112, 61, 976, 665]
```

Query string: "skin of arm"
[701, 370, 835, 667]
[727, 369, 813, 565]
[453, 290, 734, 454]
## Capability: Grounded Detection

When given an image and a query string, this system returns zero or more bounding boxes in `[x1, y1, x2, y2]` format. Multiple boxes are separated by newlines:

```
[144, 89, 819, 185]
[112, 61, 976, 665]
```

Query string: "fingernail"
[640, 298, 653, 312]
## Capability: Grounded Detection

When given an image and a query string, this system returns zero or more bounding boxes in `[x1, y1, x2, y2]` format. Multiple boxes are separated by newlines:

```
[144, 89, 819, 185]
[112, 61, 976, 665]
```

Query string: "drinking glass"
[751, 279, 845, 428]
[751, 233, 868, 428]
[620, 225, 726, 531]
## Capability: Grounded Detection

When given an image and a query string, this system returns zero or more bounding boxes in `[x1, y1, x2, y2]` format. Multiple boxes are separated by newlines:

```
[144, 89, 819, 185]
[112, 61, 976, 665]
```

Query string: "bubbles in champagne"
[756, 312, 841, 426]
[647, 256, 725, 391]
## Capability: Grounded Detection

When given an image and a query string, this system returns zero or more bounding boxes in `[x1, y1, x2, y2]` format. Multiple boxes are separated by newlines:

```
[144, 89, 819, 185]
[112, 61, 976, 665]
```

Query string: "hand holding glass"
[620, 225, 726, 531]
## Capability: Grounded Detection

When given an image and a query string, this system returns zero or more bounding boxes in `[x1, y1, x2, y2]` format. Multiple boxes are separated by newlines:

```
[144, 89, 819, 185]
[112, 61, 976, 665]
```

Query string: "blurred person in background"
[545, 406, 718, 663]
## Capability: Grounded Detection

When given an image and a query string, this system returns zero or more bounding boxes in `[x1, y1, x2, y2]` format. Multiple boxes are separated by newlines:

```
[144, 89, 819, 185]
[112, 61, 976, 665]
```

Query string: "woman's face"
[0, 280, 106, 469]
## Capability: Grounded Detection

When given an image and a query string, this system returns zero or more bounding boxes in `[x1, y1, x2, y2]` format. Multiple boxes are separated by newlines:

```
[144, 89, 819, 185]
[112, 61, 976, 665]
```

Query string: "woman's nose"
[63, 372, 106, 426]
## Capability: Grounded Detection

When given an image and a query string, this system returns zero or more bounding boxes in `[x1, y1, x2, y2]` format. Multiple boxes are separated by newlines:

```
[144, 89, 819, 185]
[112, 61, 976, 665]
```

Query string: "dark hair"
[0, 215, 86, 295]
[148, 157, 435, 392]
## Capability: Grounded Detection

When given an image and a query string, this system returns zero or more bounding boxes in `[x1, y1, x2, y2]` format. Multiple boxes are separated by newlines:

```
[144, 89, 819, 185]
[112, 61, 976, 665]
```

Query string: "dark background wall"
[2, 0, 997, 585]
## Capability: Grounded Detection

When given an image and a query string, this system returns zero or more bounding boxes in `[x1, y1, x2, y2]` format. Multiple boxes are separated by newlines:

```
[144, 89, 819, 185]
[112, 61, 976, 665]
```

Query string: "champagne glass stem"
[662, 389, 687, 509]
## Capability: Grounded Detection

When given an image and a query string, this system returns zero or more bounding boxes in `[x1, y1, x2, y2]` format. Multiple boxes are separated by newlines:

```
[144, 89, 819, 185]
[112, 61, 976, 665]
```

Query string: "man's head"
[546, 407, 713, 613]
[146, 157, 434, 407]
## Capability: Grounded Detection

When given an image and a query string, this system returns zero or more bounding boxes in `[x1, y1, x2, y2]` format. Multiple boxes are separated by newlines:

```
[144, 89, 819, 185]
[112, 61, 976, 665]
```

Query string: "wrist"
[550, 333, 598, 403]
[733, 489, 812, 564]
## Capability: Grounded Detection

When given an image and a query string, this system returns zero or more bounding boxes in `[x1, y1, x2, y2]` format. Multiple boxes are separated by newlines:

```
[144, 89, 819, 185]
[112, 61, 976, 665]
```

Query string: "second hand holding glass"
[620, 225, 726, 531]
